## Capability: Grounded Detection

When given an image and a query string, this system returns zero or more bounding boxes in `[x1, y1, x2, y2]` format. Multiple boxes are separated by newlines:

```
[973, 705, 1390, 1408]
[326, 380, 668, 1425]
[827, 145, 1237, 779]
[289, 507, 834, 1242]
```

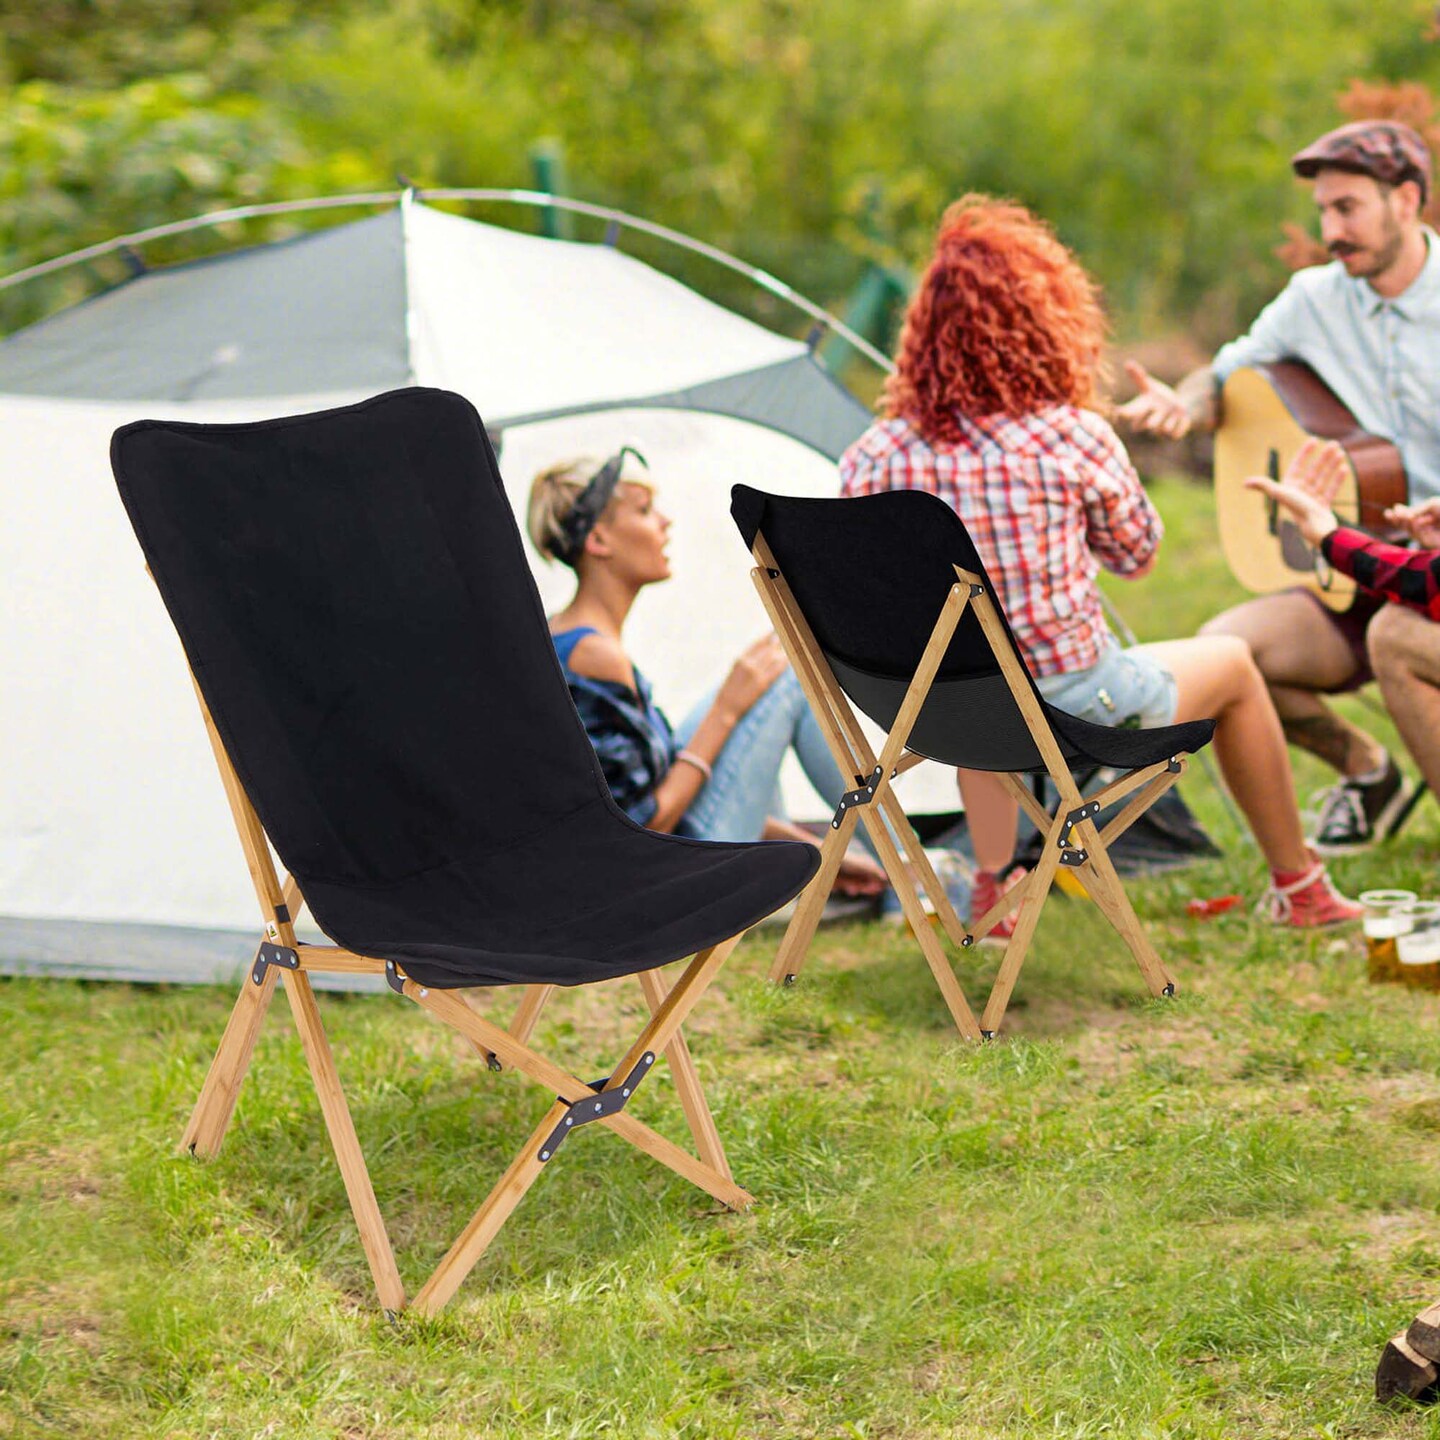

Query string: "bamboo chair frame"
[182, 677, 753, 1315]
[748, 532, 1189, 1039]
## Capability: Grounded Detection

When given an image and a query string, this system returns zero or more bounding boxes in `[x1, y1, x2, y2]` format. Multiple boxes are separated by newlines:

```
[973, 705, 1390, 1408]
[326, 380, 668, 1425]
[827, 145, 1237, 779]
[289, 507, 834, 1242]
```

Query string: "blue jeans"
[676, 669, 850, 842]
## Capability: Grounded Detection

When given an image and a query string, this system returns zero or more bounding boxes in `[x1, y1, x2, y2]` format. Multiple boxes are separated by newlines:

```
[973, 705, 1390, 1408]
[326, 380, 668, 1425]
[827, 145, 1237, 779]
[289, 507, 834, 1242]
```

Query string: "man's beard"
[1330, 210, 1404, 280]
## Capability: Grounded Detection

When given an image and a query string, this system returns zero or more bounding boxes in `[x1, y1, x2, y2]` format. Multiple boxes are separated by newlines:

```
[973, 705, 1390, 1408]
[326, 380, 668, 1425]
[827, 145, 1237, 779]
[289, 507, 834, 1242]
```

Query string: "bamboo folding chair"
[109, 389, 817, 1314]
[731, 484, 1218, 1040]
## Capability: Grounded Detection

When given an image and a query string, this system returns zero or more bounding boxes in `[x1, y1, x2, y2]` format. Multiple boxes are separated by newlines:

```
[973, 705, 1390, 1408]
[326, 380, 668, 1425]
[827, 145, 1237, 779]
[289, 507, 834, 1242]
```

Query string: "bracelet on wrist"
[675, 749, 713, 782]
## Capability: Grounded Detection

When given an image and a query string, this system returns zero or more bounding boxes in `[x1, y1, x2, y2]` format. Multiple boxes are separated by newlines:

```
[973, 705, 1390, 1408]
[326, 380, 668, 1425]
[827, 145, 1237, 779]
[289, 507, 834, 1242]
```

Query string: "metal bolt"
[644, 1054, 654, 1064]
[419, 988, 428, 997]
[565, 1117, 573, 1126]
[540, 1150, 550, 1160]
[622, 1088, 631, 1097]
[594, 1102, 602, 1112]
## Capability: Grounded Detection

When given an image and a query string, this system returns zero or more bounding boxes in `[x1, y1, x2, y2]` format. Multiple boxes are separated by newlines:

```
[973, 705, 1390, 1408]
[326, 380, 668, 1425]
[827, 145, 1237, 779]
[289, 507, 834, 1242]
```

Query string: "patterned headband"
[557, 446, 649, 565]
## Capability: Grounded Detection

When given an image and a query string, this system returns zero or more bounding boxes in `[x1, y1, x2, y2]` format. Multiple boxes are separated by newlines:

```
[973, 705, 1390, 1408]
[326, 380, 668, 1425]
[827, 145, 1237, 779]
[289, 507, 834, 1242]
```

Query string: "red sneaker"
[1260, 854, 1364, 928]
[970, 866, 1028, 947]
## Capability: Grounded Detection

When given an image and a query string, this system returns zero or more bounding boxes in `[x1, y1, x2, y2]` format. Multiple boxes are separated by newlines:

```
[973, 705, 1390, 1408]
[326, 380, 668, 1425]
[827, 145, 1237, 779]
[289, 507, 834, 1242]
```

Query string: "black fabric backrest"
[731, 484, 1057, 767]
[113, 388, 610, 887]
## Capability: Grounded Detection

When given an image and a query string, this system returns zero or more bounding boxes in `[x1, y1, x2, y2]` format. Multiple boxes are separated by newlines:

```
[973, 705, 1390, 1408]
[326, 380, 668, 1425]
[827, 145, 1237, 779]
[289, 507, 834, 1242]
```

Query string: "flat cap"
[1291, 120, 1431, 203]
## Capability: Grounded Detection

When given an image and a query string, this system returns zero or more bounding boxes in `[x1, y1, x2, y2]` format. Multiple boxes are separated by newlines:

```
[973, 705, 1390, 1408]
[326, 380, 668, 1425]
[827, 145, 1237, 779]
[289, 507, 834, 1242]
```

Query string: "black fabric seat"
[113, 389, 816, 991]
[303, 796, 817, 988]
[731, 484, 1215, 773]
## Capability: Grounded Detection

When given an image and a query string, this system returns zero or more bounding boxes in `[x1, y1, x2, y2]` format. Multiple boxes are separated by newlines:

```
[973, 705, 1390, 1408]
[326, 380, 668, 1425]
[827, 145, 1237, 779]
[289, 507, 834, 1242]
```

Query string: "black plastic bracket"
[538, 1052, 656, 1163]
[251, 941, 299, 986]
[1162, 982, 1176, 997]
[831, 765, 885, 830]
[1059, 848, 1089, 867]
[384, 959, 407, 995]
[1057, 800, 1102, 850]
[1166, 757, 1183, 774]
[968, 582, 985, 598]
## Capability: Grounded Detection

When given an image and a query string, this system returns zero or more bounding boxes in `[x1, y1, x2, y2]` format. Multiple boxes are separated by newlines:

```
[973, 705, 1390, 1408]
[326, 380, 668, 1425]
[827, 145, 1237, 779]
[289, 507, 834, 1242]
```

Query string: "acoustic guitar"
[1213, 360, 1406, 612]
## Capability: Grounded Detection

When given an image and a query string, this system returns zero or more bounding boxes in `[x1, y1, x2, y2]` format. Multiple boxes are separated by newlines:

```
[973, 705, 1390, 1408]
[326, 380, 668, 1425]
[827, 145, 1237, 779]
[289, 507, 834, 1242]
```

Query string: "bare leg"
[1368, 604, 1440, 792]
[956, 767, 1019, 871]
[1202, 593, 1386, 777]
[1134, 635, 1309, 871]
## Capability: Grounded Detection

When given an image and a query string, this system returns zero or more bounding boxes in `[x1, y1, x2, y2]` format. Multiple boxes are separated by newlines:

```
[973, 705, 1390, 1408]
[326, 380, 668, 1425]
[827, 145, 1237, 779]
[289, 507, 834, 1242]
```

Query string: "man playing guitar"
[1121, 121, 1440, 853]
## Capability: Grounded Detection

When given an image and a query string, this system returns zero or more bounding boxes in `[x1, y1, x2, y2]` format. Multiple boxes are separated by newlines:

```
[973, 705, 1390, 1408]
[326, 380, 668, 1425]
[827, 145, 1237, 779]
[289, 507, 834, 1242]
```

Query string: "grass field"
[5, 480, 1440, 1439]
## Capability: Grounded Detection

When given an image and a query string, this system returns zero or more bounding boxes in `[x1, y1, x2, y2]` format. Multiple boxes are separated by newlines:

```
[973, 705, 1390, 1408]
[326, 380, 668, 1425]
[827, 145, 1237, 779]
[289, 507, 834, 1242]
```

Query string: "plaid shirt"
[1321, 526, 1440, 620]
[838, 407, 1163, 676]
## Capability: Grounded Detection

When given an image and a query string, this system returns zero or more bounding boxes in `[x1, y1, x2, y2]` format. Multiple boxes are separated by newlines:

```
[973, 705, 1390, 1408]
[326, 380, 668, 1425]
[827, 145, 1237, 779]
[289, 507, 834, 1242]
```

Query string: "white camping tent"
[0, 193, 955, 984]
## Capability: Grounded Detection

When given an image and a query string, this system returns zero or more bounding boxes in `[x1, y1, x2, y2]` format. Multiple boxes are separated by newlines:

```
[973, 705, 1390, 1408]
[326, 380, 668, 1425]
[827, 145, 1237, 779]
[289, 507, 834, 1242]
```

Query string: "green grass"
[6, 479, 1440, 1438]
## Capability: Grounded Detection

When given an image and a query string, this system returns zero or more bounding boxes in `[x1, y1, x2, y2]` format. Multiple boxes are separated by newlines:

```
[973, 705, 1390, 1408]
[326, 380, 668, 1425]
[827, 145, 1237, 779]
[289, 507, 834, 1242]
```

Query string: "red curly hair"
[883, 195, 1108, 440]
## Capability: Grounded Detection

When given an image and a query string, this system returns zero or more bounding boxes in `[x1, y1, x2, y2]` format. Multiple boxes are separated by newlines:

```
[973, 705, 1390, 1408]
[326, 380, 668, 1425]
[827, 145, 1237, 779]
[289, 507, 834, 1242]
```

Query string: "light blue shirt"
[1212, 229, 1440, 501]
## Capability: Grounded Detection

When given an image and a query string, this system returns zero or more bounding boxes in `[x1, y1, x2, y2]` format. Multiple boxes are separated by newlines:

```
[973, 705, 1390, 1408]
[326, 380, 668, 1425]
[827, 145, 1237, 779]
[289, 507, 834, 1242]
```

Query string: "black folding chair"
[732, 484, 1216, 1039]
[110, 388, 818, 1314]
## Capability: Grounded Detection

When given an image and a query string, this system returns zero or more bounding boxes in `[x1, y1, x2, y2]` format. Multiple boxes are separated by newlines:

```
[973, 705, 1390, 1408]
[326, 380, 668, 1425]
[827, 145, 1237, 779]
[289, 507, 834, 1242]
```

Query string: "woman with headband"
[528, 448, 888, 896]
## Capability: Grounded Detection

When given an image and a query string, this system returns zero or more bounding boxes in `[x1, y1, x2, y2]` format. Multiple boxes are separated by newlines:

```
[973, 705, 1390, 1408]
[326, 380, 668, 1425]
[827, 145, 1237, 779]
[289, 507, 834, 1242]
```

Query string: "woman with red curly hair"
[841, 196, 1359, 929]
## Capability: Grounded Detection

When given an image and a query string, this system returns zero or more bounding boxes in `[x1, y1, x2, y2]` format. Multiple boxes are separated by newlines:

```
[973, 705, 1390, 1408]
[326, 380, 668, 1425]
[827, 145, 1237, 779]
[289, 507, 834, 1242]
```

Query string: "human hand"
[1243, 437, 1345, 547]
[715, 633, 787, 721]
[1115, 361, 1193, 439]
[1385, 496, 1440, 549]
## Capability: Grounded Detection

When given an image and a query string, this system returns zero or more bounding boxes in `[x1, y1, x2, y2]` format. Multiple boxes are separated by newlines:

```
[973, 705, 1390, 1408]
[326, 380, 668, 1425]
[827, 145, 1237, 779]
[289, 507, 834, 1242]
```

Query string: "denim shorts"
[1033, 641, 1178, 730]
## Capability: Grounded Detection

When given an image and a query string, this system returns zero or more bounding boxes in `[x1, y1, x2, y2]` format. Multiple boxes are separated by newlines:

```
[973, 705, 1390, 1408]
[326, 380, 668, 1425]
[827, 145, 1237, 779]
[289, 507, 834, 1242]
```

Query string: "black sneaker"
[1310, 758, 1416, 855]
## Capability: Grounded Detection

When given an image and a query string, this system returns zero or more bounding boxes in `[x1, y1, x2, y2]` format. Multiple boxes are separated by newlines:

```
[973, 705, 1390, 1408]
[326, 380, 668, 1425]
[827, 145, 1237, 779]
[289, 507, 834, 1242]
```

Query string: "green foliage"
[0, 73, 382, 328]
[2, 1, 1440, 345]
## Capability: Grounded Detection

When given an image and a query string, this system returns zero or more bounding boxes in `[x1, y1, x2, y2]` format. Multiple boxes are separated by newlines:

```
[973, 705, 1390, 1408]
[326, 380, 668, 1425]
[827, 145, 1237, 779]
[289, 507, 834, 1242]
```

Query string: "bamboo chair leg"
[637, 967, 731, 1179]
[410, 1097, 568, 1316]
[472, 983, 555, 1073]
[603, 1108, 752, 1207]
[281, 971, 405, 1312]
[978, 814, 1067, 1037]
[181, 965, 279, 1158]
[857, 804, 983, 1042]
[1070, 826, 1176, 998]
[769, 808, 862, 984]
[877, 788, 967, 947]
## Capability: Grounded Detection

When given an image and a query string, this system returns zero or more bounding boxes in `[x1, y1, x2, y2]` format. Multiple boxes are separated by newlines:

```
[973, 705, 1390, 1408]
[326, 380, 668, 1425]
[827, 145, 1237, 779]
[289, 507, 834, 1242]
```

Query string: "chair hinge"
[384, 959, 408, 995]
[1167, 756, 1183, 773]
[1057, 800, 1101, 850]
[251, 941, 299, 985]
[538, 1052, 656, 1162]
[968, 582, 985, 597]
[1055, 799, 1101, 868]
[831, 765, 885, 830]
